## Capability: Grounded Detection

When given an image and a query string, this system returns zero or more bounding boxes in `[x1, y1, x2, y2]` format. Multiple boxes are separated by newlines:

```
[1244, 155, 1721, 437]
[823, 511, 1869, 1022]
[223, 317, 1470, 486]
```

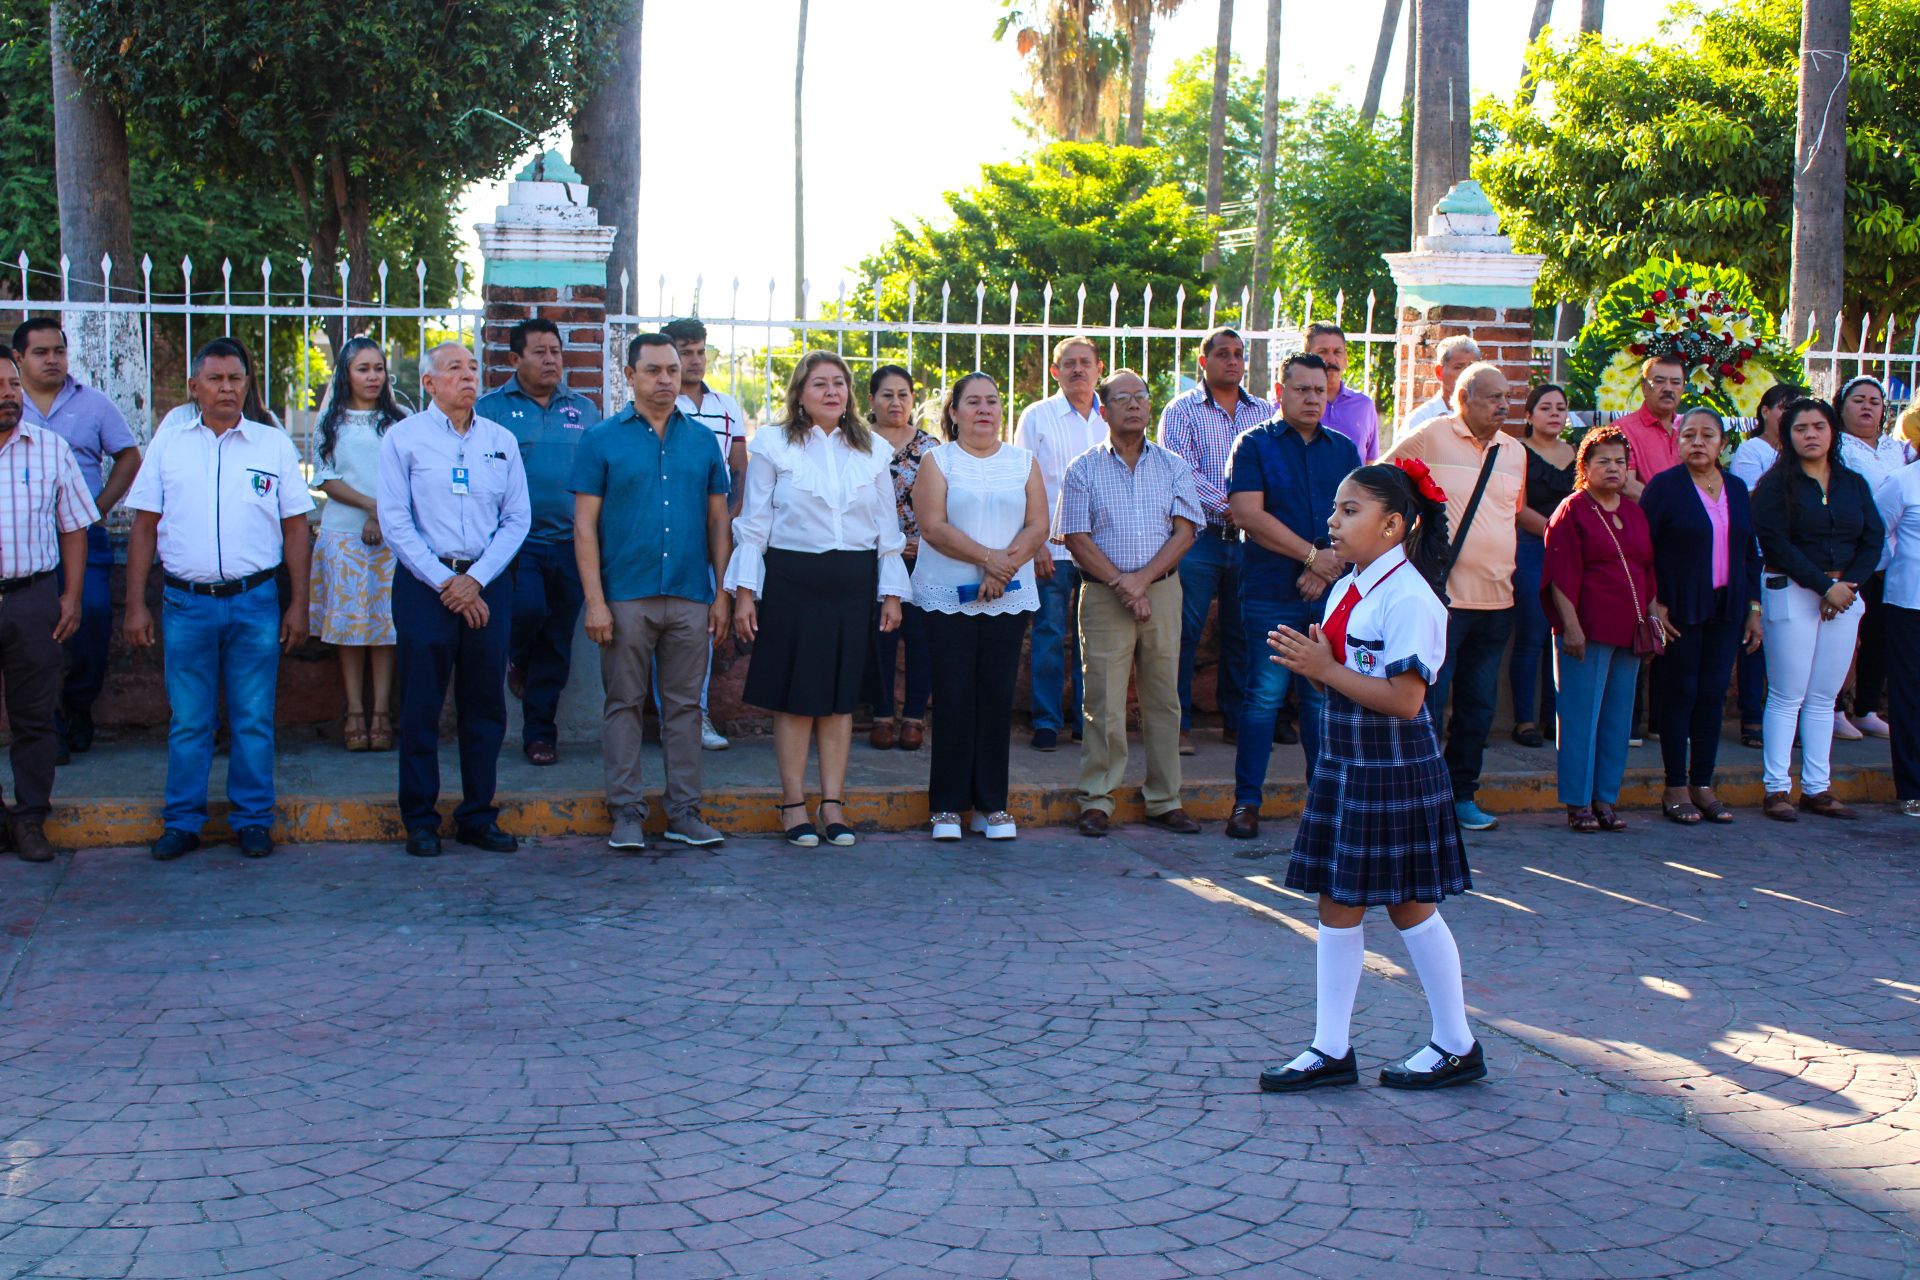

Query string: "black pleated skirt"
[744, 548, 879, 717]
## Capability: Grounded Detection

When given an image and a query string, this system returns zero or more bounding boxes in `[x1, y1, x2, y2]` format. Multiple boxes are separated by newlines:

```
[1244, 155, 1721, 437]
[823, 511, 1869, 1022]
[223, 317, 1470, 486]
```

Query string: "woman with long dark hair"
[865, 364, 937, 750]
[1728, 381, 1807, 747]
[310, 337, 407, 750]
[1505, 383, 1577, 747]
[1752, 398, 1885, 821]
[728, 351, 907, 847]
[1261, 460, 1486, 1095]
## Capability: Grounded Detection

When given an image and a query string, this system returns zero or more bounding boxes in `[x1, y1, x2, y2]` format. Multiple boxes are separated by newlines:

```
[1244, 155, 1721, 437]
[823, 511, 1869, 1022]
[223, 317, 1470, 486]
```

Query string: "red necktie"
[1322, 582, 1362, 665]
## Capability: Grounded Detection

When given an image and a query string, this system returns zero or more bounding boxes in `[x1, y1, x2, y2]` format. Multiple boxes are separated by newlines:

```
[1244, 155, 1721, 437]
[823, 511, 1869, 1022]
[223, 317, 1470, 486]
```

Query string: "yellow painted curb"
[42, 762, 1899, 849]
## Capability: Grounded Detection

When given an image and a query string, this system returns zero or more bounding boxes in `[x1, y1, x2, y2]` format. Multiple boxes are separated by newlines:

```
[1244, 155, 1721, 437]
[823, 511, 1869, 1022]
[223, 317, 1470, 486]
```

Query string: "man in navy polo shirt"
[476, 318, 601, 765]
[1223, 352, 1359, 840]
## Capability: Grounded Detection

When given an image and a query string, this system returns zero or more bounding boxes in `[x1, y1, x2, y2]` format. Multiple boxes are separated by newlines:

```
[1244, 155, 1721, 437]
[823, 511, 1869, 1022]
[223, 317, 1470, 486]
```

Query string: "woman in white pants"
[1750, 398, 1886, 821]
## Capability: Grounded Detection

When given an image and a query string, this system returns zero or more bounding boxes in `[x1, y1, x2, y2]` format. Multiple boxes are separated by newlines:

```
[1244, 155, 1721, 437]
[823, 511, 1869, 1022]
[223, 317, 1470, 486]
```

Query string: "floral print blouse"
[886, 428, 940, 559]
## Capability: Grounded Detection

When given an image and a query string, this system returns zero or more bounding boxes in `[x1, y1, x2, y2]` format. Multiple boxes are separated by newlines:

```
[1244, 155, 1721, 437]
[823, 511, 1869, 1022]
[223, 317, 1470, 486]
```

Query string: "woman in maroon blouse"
[1543, 427, 1666, 833]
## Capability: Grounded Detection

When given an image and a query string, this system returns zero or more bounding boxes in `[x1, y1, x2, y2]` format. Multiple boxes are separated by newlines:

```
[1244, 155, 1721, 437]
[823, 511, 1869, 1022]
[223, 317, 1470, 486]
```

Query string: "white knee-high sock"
[1284, 922, 1364, 1070]
[1397, 913, 1474, 1070]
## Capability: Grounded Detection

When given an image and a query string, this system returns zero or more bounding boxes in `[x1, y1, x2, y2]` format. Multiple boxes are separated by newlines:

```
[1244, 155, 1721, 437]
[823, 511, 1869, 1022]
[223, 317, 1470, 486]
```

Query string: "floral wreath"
[1566, 258, 1806, 422]
[1393, 456, 1448, 504]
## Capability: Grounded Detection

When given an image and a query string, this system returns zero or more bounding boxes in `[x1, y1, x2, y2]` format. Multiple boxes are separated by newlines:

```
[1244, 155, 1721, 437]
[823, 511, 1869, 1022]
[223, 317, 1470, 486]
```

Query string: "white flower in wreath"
[1724, 313, 1756, 345]
[1657, 310, 1688, 335]
[1688, 362, 1716, 394]
[1596, 350, 1643, 412]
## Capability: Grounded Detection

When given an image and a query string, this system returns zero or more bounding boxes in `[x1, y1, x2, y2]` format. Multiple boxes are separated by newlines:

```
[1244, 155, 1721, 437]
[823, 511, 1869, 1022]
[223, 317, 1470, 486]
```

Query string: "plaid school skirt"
[1285, 688, 1471, 906]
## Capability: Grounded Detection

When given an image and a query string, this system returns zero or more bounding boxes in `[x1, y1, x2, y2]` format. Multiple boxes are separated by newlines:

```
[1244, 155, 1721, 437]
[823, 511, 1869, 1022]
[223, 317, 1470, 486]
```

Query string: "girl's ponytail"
[1345, 461, 1453, 597]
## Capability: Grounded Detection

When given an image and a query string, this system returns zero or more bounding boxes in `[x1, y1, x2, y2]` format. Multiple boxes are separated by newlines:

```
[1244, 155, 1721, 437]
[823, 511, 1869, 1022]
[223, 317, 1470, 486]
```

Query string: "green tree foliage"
[1480, 0, 1920, 324]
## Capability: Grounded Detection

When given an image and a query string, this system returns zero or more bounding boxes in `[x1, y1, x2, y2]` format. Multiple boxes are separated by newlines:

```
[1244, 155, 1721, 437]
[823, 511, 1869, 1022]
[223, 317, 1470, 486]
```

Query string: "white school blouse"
[1320, 544, 1450, 684]
[911, 441, 1041, 616]
[724, 423, 911, 601]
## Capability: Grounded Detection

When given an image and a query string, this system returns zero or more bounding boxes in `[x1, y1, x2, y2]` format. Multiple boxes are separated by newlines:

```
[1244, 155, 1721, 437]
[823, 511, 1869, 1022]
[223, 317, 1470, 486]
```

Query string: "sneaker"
[663, 813, 725, 847]
[1833, 714, 1864, 741]
[1453, 800, 1499, 831]
[970, 810, 1017, 840]
[1902, 799, 1920, 819]
[608, 805, 647, 850]
[1855, 712, 1892, 738]
[701, 716, 730, 751]
[1627, 737, 1644, 748]
[930, 812, 963, 841]
[1030, 727, 1058, 752]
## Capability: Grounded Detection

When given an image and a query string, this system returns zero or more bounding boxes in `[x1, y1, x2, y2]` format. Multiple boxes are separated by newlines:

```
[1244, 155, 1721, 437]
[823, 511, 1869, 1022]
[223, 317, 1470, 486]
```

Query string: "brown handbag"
[1586, 496, 1666, 659]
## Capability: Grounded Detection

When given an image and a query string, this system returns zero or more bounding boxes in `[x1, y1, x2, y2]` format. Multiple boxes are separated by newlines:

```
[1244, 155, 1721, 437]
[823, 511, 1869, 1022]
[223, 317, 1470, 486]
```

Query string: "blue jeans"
[1177, 529, 1243, 730]
[395, 570, 512, 832]
[1508, 533, 1555, 728]
[1426, 606, 1515, 803]
[1235, 596, 1323, 805]
[1554, 638, 1640, 807]
[161, 580, 281, 832]
[1029, 561, 1082, 731]
[510, 539, 585, 747]
[57, 525, 114, 727]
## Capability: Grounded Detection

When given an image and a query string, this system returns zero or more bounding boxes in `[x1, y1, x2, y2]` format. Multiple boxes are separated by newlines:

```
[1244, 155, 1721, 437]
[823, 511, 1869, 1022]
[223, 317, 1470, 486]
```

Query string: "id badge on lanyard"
[451, 466, 470, 495]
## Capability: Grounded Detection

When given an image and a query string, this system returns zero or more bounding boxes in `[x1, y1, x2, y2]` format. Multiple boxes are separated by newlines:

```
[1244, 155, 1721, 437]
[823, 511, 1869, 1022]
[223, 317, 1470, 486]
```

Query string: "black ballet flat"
[1379, 1041, 1486, 1091]
[1258, 1046, 1358, 1093]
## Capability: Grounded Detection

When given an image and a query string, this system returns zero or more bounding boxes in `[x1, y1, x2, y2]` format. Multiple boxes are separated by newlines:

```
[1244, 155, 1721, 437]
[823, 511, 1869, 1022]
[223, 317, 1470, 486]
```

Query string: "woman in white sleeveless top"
[912, 372, 1049, 841]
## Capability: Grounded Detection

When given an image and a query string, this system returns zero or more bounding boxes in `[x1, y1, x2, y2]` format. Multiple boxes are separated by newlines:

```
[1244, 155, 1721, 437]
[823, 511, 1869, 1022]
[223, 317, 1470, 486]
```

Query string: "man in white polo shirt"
[661, 316, 746, 750]
[124, 337, 314, 863]
[1015, 334, 1106, 751]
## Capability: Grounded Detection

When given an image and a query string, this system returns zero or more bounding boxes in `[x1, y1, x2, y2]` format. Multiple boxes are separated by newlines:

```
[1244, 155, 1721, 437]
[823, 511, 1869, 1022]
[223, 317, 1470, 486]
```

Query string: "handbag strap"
[1585, 494, 1647, 620]
[1445, 443, 1502, 571]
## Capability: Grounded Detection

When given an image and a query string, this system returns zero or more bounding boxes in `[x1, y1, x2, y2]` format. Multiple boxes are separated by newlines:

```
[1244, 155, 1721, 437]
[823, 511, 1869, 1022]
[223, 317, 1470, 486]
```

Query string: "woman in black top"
[1750, 398, 1886, 822]
[1505, 384, 1578, 747]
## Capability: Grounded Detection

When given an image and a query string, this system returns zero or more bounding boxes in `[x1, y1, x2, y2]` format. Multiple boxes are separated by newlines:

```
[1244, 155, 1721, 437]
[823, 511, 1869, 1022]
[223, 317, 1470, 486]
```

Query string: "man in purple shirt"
[12, 319, 143, 760]
[1305, 322, 1380, 464]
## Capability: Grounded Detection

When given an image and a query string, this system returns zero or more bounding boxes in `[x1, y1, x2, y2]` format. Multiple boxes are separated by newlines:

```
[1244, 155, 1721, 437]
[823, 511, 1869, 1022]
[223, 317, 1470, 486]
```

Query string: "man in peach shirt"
[1382, 362, 1527, 831]
[1613, 355, 1685, 499]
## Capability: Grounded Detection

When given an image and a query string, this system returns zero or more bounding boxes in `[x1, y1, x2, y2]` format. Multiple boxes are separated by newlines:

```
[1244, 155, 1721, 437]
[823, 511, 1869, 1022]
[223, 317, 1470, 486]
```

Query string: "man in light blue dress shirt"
[378, 342, 532, 857]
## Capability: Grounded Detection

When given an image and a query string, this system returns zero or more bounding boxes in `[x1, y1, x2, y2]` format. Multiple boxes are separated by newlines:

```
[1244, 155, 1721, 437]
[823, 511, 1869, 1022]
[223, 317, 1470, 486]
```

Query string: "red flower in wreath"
[1652, 289, 1669, 303]
[1392, 456, 1449, 505]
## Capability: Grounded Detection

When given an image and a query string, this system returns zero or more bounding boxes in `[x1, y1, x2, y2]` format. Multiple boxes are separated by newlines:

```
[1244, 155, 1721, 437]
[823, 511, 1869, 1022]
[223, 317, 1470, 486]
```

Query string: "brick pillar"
[480, 283, 607, 410]
[1383, 180, 1545, 446]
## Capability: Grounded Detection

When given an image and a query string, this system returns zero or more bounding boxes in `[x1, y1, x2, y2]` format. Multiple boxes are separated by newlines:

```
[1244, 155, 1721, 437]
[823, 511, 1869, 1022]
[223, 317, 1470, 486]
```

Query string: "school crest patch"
[1355, 648, 1376, 675]
[252, 473, 274, 498]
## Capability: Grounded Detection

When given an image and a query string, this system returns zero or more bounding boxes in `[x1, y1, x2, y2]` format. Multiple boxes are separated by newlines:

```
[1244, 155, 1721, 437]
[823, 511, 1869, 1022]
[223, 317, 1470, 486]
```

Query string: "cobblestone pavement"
[0, 807, 1915, 1279]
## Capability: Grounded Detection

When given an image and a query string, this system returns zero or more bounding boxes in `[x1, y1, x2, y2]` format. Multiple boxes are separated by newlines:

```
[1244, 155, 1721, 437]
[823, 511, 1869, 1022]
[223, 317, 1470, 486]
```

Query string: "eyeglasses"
[1106, 392, 1151, 405]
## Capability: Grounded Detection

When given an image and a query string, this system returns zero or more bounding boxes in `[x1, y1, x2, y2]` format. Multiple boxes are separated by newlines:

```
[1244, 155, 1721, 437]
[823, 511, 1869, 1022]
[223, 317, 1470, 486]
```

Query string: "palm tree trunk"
[1787, 0, 1850, 376]
[1400, 0, 1418, 120]
[1203, 0, 1234, 272]
[572, 0, 644, 308]
[1410, 0, 1470, 243]
[1126, 4, 1153, 146]
[1359, 0, 1404, 127]
[50, 0, 132, 304]
[794, 0, 809, 318]
[1521, 0, 1553, 102]
[1580, 0, 1604, 33]
[1248, 0, 1282, 394]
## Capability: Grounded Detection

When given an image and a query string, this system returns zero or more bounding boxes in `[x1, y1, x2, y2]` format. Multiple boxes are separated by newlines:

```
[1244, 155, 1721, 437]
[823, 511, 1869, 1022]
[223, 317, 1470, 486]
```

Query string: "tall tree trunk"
[1521, 0, 1553, 101]
[1359, 0, 1404, 127]
[1787, 0, 1850, 386]
[1203, 0, 1234, 272]
[50, 0, 132, 303]
[572, 0, 644, 309]
[1400, 0, 1418, 119]
[1410, 0, 1470, 246]
[1579, 0, 1604, 33]
[1126, 4, 1153, 146]
[1248, 0, 1281, 395]
[793, 0, 809, 318]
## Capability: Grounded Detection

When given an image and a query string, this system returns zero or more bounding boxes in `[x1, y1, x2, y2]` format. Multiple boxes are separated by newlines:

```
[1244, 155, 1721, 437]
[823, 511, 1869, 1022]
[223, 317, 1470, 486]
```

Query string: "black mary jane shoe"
[1379, 1041, 1487, 1091]
[777, 801, 819, 848]
[1259, 1046, 1358, 1094]
[818, 798, 857, 847]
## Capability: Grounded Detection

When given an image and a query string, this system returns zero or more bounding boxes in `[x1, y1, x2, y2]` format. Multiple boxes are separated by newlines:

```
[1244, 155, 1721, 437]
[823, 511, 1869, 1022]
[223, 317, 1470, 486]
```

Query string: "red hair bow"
[1393, 456, 1449, 505]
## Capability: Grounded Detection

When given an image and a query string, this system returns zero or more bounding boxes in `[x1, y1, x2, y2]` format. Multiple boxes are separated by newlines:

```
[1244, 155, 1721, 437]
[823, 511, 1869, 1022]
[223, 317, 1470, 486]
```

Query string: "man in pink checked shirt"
[0, 344, 99, 862]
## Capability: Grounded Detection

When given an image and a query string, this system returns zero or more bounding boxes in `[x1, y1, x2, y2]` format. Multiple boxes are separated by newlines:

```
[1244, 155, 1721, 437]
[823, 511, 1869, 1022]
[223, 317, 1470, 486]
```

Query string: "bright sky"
[457, 0, 1675, 311]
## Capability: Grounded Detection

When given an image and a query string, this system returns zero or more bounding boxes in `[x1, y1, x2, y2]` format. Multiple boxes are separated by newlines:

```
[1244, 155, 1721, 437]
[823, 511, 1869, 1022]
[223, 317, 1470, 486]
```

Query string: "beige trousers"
[1075, 575, 1184, 816]
[601, 596, 709, 817]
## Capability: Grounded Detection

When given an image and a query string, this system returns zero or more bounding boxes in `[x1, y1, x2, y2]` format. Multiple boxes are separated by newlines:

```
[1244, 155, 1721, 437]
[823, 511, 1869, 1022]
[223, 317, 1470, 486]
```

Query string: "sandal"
[1690, 788, 1735, 824]
[343, 711, 370, 752]
[818, 798, 857, 847]
[368, 711, 394, 752]
[1593, 803, 1628, 833]
[1662, 790, 1703, 824]
[777, 801, 819, 848]
[1510, 722, 1544, 748]
[1740, 725, 1764, 749]
[1567, 806, 1600, 834]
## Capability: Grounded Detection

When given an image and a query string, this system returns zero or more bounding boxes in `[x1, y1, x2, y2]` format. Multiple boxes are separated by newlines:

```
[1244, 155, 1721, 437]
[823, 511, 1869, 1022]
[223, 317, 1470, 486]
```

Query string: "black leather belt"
[439, 555, 479, 574]
[0, 569, 54, 595]
[1096, 569, 1177, 587]
[165, 566, 277, 598]
[1199, 523, 1234, 538]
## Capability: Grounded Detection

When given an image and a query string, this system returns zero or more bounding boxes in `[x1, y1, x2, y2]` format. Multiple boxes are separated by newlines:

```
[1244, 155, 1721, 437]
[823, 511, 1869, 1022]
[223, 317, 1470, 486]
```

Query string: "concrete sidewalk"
[10, 724, 1902, 848]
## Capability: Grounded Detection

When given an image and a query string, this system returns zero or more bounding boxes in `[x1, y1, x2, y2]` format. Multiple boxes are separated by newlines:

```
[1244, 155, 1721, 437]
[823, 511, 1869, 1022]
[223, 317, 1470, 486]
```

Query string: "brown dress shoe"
[1178, 731, 1196, 756]
[898, 719, 925, 751]
[1145, 808, 1202, 834]
[869, 718, 897, 750]
[1762, 791, 1798, 822]
[1078, 809, 1112, 837]
[1225, 805, 1260, 839]
[1798, 790, 1857, 820]
[12, 821, 53, 863]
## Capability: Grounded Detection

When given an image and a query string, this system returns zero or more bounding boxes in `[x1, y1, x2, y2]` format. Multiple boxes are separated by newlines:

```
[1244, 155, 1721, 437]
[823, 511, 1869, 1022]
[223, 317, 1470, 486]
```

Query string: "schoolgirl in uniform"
[1259, 459, 1485, 1093]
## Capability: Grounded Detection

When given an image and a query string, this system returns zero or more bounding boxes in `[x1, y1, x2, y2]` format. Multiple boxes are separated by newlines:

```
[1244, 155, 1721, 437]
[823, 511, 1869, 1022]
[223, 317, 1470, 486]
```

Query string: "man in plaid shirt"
[0, 344, 100, 861]
[1157, 327, 1272, 754]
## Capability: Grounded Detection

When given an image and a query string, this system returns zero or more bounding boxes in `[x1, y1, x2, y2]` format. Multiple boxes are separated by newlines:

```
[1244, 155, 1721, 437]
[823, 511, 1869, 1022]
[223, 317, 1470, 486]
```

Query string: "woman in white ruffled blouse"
[727, 351, 908, 848]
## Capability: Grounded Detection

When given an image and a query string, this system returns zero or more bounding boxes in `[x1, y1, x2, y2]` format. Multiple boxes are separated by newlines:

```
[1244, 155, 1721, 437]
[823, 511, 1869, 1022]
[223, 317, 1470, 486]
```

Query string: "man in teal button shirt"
[572, 333, 732, 852]
[476, 318, 601, 765]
